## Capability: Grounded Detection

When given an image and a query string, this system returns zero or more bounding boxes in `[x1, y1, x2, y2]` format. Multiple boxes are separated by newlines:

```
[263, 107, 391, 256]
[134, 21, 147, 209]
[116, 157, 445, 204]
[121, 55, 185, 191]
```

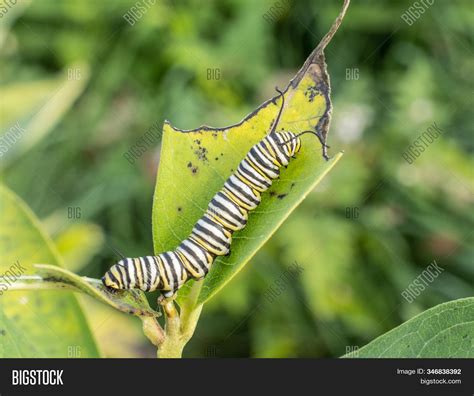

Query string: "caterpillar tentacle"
[102, 90, 329, 300]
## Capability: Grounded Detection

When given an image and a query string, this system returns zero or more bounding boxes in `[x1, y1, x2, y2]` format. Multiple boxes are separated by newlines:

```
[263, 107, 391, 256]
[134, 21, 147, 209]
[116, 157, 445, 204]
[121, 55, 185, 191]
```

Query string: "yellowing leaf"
[152, 1, 349, 305]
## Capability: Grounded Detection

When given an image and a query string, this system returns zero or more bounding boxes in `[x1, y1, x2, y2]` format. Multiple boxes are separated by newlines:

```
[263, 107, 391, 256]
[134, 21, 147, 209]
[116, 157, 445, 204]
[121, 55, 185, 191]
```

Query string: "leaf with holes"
[152, 2, 349, 306]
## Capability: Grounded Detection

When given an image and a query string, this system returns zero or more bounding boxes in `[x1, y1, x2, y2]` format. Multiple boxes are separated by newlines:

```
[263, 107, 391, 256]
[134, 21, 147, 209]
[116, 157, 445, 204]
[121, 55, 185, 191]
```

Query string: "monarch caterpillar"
[102, 88, 329, 299]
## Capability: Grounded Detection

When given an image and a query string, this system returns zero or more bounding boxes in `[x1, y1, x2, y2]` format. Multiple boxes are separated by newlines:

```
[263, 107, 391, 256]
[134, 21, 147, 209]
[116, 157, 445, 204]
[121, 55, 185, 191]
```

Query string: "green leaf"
[32, 264, 161, 318]
[53, 222, 105, 273]
[152, 2, 349, 305]
[0, 0, 31, 48]
[0, 314, 41, 358]
[344, 298, 474, 358]
[0, 184, 100, 357]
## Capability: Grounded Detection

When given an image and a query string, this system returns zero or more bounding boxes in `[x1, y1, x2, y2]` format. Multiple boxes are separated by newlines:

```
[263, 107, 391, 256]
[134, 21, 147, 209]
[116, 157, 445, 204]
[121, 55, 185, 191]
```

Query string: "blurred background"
[1, 0, 472, 357]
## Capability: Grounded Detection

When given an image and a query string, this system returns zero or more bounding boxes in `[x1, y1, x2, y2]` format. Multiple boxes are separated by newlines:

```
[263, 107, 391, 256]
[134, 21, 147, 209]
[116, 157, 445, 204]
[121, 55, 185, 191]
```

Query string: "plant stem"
[156, 300, 183, 358]
[156, 280, 204, 358]
[142, 316, 165, 347]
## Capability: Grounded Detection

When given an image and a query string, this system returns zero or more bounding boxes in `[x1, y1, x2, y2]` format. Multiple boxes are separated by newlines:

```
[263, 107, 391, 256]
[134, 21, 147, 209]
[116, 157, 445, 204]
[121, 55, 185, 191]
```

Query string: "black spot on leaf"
[195, 146, 208, 162]
[188, 162, 199, 173]
[305, 85, 319, 102]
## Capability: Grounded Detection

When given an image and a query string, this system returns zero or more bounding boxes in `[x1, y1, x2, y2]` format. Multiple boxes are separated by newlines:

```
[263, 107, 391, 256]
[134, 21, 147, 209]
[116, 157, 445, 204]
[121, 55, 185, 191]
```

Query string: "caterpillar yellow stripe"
[102, 89, 328, 299]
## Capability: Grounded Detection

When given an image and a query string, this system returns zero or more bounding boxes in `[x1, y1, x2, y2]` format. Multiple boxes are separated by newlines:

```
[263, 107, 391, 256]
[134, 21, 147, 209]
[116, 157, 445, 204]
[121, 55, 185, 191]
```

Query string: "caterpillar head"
[102, 259, 128, 291]
[102, 257, 159, 292]
[102, 258, 144, 291]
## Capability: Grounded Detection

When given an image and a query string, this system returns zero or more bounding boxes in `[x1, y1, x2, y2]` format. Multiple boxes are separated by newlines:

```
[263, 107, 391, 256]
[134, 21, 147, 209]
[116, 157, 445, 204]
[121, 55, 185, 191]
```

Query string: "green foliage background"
[1, 0, 472, 357]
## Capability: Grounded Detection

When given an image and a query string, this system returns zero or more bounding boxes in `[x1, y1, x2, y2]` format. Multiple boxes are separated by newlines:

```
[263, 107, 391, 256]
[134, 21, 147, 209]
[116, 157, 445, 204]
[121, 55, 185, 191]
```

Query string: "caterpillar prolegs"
[102, 89, 328, 299]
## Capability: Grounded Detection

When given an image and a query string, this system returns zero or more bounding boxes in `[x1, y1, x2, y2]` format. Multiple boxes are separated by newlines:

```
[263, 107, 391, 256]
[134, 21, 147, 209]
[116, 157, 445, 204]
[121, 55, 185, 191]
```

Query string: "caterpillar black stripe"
[102, 88, 329, 299]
